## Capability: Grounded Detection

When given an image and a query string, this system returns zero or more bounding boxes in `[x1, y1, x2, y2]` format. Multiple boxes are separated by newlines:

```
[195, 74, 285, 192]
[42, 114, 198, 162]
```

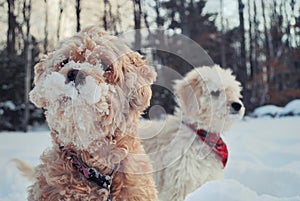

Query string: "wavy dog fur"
[140, 65, 245, 201]
[25, 26, 157, 201]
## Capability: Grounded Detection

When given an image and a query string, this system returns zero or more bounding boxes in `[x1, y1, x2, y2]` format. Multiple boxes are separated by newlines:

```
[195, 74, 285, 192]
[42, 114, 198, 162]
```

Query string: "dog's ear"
[33, 61, 45, 85]
[29, 61, 47, 108]
[125, 54, 157, 112]
[174, 75, 203, 115]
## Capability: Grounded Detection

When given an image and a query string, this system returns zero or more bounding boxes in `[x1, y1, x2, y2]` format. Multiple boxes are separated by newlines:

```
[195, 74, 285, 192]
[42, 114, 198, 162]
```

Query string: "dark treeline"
[0, 0, 299, 131]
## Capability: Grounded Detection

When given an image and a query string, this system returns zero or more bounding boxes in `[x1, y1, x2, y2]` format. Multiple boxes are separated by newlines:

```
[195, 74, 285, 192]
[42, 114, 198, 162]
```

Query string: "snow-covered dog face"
[30, 26, 156, 149]
[174, 65, 245, 133]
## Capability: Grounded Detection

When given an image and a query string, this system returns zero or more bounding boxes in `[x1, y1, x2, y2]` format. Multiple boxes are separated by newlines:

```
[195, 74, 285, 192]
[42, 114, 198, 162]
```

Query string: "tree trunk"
[103, 0, 108, 30]
[247, 0, 253, 79]
[253, 0, 258, 70]
[7, 0, 16, 55]
[23, 0, 32, 132]
[179, 0, 189, 36]
[133, 0, 142, 51]
[154, 0, 163, 27]
[261, 0, 270, 79]
[237, 0, 248, 106]
[260, 0, 270, 105]
[57, 0, 63, 42]
[220, 0, 226, 67]
[251, 0, 259, 104]
[238, 0, 247, 78]
[75, 0, 81, 32]
[283, 1, 290, 47]
[43, 0, 48, 53]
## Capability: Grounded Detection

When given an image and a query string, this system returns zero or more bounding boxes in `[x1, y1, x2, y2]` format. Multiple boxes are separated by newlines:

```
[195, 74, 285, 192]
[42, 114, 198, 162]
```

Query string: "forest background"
[0, 0, 299, 131]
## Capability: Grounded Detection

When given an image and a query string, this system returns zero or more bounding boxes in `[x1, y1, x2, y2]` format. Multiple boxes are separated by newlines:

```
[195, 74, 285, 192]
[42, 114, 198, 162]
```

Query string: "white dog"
[139, 65, 245, 201]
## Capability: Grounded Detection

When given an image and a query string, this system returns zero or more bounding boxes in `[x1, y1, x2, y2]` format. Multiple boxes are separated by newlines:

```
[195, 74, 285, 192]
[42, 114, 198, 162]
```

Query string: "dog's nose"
[66, 69, 86, 85]
[231, 102, 242, 112]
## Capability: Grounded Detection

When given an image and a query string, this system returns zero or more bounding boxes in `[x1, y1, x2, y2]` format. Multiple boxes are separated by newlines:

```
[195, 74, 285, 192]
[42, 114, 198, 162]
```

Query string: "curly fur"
[140, 65, 245, 201]
[25, 26, 157, 201]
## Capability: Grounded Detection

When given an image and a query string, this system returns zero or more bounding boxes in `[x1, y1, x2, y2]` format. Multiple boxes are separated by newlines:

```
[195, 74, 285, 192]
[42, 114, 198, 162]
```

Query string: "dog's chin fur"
[25, 26, 158, 201]
[140, 65, 244, 201]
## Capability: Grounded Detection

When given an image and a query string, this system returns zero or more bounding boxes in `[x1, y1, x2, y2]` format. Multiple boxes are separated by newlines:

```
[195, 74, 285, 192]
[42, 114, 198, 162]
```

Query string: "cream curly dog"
[17, 26, 158, 201]
[140, 65, 245, 201]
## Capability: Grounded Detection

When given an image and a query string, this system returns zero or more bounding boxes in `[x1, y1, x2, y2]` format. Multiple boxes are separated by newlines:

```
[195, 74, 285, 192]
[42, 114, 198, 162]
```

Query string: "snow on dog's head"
[174, 64, 245, 133]
[29, 26, 156, 149]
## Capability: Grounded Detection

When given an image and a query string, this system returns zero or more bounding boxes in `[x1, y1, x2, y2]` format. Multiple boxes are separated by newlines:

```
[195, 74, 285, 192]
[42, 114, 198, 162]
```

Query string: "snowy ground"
[1, 117, 300, 201]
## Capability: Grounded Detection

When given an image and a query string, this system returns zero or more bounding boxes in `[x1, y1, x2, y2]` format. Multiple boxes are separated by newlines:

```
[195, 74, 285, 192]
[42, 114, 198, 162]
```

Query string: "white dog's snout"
[231, 102, 242, 112]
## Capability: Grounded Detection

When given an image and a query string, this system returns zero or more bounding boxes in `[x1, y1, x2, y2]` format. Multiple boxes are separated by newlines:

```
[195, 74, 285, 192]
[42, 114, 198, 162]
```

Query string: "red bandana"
[185, 123, 228, 167]
[196, 129, 228, 167]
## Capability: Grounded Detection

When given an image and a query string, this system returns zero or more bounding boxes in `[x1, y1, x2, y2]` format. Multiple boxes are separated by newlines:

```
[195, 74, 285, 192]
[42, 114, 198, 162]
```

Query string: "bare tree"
[260, 0, 270, 105]
[237, 0, 249, 105]
[289, 0, 299, 47]
[179, 0, 188, 36]
[7, 0, 16, 55]
[133, 0, 142, 50]
[44, 0, 48, 53]
[22, 0, 32, 132]
[261, 0, 270, 74]
[250, 0, 260, 105]
[75, 0, 81, 32]
[247, 0, 253, 79]
[154, 0, 163, 28]
[252, 0, 259, 76]
[220, 0, 226, 67]
[102, 0, 115, 32]
[57, 0, 63, 41]
[143, 4, 150, 31]
[103, 0, 108, 30]
[115, 3, 122, 33]
[283, 1, 291, 48]
[237, 0, 247, 77]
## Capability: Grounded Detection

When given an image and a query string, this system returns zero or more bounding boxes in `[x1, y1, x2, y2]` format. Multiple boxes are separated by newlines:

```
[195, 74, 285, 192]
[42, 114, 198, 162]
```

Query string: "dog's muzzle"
[231, 102, 242, 112]
[230, 101, 244, 115]
[66, 69, 87, 86]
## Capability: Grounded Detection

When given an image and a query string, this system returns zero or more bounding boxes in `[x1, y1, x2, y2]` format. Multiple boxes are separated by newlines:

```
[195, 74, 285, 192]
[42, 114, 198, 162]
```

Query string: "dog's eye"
[101, 61, 112, 72]
[210, 90, 220, 97]
[60, 59, 69, 68]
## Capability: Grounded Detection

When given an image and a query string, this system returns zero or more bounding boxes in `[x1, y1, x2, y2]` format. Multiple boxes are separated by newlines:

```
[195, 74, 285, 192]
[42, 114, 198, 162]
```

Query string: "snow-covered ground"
[251, 99, 300, 118]
[186, 117, 300, 201]
[1, 117, 300, 201]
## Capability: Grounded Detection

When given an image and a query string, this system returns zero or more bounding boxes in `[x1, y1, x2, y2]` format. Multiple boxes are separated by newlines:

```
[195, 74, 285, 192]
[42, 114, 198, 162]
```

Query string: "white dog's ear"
[174, 76, 202, 115]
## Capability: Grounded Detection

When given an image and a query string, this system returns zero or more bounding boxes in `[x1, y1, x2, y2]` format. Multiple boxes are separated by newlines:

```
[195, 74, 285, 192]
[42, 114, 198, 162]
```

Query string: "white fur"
[140, 65, 245, 201]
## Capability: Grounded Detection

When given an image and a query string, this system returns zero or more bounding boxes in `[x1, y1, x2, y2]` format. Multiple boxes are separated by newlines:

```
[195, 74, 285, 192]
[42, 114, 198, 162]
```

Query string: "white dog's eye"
[210, 90, 220, 97]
